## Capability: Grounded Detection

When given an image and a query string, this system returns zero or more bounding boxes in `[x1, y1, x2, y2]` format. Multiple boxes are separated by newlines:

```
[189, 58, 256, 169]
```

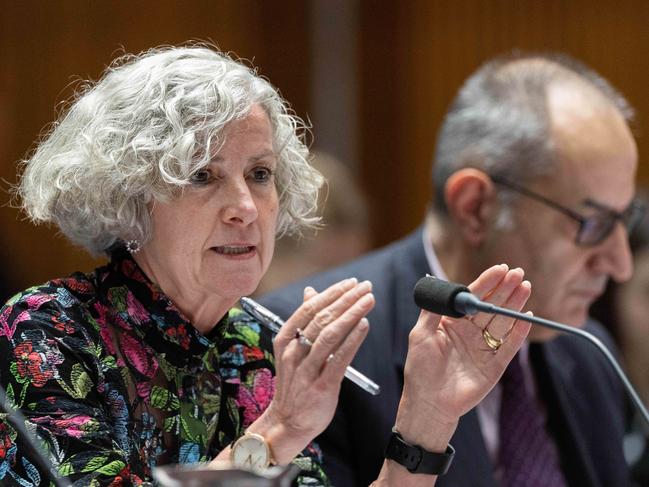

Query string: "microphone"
[413, 277, 470, 318]
[413, 275, 649, 428]
[0, 385, 71, 487]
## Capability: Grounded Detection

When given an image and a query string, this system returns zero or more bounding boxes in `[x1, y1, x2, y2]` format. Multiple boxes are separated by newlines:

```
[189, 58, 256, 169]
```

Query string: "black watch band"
[385, 428, 455, 475]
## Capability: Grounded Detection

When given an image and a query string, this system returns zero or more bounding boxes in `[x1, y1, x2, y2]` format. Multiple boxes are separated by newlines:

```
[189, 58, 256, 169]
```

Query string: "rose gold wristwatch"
[230, 432, 275, 471]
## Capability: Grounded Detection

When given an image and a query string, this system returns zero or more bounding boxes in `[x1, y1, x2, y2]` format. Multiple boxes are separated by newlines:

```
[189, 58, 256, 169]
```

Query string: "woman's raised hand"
[384, 264, 532, 478]
[249, 277, 375, 464]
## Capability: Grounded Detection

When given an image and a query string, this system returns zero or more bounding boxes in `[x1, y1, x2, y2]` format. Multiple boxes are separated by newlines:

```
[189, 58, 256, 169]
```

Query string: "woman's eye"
[251, 167, 274, 183]
[190, 169, 212, 185]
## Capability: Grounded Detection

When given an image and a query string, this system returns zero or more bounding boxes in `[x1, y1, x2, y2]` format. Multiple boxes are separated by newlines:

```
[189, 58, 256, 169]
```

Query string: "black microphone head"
[413, 276, 470, 318]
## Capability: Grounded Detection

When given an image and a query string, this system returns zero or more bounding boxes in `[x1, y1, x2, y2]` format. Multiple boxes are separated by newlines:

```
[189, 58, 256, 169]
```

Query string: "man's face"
[486, 86, 637, 340]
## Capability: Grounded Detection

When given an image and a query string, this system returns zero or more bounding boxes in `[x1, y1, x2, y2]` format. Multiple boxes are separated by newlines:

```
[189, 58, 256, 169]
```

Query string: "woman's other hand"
[392, 264, 531, 468]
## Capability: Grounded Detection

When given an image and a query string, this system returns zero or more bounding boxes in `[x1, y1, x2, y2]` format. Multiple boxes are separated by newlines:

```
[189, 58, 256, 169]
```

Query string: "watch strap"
[385, 428, 455, 475]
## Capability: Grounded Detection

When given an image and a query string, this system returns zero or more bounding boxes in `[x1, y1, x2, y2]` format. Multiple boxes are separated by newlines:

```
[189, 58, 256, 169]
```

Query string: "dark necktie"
[498, 354, 568, 487]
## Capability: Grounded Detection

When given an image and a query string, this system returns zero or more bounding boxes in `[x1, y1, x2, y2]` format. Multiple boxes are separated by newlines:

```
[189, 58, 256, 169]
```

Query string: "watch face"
[231, 434, 270, 471]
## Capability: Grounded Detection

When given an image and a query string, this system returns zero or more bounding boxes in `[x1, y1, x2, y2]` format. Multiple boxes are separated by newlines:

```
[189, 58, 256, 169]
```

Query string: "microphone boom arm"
[458, 291, 649, 428]
[0, 385, 71, 487]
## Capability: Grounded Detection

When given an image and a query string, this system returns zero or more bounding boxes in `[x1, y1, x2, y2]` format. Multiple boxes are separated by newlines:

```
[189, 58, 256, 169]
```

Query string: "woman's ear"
[444, 168, 497, 247]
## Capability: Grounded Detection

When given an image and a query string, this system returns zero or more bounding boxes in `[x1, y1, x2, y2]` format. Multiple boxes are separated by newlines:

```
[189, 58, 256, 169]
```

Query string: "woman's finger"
[303, 286, 318, 301]
[283, 286, 321, 362]
[493, 311, 532, 363]
[300, 292, 375, 378]
[275, 278, 357, 351]
[274, 279, 370, 371]
[319, 317, 370, 382]
[299, 280, 372, 342]
[502, 279, 532, 313]
[468, 267, 524, 329]
[467, 263, 510, 298]
[477, 278, 531, 339]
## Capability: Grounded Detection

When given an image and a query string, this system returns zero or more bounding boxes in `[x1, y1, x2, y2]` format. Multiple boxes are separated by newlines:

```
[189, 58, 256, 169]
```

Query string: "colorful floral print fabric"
[0, 249, 328, 486]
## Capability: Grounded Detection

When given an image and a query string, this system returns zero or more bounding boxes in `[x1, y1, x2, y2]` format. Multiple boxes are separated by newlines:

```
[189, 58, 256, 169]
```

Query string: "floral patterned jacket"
[0, 250, 329, 486]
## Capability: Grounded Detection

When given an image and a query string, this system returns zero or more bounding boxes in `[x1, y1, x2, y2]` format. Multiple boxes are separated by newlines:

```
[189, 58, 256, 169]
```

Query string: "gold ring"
[482, 328, 504, 353]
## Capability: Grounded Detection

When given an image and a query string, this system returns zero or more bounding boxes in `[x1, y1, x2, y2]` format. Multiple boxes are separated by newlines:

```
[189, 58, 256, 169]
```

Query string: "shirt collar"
[96, 248, 228, 369]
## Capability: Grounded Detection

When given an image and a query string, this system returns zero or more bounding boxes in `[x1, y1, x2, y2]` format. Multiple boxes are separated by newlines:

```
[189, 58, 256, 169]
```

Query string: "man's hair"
[18, 44, 323, 255]
[432, 53, 634, 214]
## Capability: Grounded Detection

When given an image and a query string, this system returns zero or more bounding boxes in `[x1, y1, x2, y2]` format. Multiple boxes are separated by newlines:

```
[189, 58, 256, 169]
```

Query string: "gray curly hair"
[18, 44, 323, 255]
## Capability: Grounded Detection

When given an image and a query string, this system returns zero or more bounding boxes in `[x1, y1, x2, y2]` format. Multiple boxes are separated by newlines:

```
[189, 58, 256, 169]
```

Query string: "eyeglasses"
[491, 175, 646, 247]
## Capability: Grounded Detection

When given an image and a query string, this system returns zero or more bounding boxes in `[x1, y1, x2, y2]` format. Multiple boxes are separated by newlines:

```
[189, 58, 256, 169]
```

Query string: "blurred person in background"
[0, 44, 533, 486]
[262, 53, 644, 486]
[591, 189, 649, 485]
[256, 151, 371, 295]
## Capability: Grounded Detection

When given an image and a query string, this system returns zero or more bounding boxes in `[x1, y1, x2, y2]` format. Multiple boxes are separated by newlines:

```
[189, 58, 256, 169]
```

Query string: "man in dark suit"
[261, 54, 643, 486]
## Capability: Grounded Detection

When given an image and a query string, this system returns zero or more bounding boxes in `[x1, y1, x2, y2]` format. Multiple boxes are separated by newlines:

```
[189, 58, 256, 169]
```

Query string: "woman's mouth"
[212, 245, 256, 256]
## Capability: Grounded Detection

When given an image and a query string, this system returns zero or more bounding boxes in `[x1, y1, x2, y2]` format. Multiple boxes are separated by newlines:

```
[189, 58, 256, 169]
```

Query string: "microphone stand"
[456, 292, 649, 428]
[0, 385, 71, 487]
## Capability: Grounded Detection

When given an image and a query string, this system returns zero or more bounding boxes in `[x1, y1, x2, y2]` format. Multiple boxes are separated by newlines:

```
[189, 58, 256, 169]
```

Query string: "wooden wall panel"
[359, 0, 649, 246]
[0, 0, 309, 297]
[2, 1, 649, 299]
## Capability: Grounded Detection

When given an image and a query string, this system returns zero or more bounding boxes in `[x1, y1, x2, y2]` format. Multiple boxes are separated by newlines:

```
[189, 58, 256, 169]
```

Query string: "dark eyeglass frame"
[490, 175, 646, 247]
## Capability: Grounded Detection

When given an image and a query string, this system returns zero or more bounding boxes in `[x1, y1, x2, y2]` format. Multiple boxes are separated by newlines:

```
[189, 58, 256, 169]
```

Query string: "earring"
[125, 239, 141, 254]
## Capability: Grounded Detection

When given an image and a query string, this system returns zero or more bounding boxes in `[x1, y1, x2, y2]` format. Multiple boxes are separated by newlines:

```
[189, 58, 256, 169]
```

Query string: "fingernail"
[303, 286, 316, 299]
[346, 277, 358, 285]
[359, 280, 373, 291]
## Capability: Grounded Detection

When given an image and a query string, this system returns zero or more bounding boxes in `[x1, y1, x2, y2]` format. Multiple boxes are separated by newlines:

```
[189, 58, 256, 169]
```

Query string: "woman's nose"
[222, 181, 258, 225]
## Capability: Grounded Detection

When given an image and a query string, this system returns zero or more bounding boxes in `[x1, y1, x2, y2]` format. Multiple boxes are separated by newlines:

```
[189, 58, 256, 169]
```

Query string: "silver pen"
[240, 297, 381, 396]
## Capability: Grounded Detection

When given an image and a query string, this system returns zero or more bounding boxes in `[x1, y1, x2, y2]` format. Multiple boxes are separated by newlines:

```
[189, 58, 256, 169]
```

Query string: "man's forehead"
[547, 79, 612, 123]
[547, 156, 636, 208]
[542, 160, 637, 218]
[543, 83, 637, 206]
[548, 83, 630, 144]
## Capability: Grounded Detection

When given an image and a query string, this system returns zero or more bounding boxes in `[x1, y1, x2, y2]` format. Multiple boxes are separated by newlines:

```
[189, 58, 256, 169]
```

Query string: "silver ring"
[295, 328, 313, 347]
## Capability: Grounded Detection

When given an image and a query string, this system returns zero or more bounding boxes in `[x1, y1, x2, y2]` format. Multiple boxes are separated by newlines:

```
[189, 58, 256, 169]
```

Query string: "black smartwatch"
[385, 427, 455, 475]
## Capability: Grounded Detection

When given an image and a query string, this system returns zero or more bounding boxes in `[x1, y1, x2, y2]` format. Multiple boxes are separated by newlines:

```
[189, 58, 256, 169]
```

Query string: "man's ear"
[444, 168, 497, 247]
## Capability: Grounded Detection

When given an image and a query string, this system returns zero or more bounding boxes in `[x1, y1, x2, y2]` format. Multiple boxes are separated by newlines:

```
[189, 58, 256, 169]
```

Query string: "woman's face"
[137, 104, 279, 315]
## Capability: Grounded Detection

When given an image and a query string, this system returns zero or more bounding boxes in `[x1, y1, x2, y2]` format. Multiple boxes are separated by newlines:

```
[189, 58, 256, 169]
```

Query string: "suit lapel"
[540, 343, 601, 487]
[392, 227, 431, 372]
[441, 410, 497, 487]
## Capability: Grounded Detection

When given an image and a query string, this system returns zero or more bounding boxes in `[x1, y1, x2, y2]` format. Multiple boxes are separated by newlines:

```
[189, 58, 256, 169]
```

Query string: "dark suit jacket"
[260, 227, 629, 486]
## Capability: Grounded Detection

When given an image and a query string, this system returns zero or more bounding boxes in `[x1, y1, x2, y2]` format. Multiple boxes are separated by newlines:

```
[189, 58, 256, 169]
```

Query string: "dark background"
[2, 0, 649, 297]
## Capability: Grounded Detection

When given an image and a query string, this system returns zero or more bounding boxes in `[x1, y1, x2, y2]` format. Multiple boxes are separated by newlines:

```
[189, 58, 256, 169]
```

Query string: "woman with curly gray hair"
[0, 44, 532, 487]
[2, 44, 374, 485]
